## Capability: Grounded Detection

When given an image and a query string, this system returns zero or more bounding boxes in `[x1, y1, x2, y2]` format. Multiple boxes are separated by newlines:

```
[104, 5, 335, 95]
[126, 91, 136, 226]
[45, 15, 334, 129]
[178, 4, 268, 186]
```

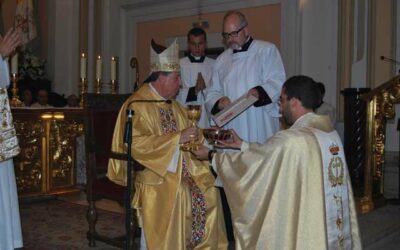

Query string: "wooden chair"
[84, 93, 140, 248]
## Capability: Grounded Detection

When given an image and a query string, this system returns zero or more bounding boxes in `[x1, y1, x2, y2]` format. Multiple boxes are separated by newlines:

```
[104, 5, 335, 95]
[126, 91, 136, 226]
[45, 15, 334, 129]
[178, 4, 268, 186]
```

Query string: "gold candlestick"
[9, 74, 22, 107]
[79, 78, 87, 107]
[94, 78, 102, 94]
[111, 80, 117, 94]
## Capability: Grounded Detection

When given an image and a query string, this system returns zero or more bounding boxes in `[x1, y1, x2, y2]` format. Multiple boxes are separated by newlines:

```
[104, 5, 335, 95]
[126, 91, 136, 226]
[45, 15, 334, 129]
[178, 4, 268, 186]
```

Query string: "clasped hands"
[195, 72, 206, 95]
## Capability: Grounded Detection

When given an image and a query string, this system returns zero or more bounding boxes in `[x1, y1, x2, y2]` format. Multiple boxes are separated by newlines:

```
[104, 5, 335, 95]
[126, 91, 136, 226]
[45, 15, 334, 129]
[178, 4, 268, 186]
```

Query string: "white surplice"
[177, 56, 215, 128]
[0, 56, 23, 250]
[205, 39, 286, 143]
[317, 101, 337, 126]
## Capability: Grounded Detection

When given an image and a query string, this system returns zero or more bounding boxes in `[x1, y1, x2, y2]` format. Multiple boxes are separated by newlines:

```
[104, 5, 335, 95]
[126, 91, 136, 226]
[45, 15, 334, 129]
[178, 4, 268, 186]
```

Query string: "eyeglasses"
[221, 25, 247, 39]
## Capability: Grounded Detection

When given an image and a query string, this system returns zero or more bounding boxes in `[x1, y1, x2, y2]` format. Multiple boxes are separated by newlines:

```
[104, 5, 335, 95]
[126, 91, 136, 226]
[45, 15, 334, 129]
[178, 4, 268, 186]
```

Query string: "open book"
[212, 94, 258, 127]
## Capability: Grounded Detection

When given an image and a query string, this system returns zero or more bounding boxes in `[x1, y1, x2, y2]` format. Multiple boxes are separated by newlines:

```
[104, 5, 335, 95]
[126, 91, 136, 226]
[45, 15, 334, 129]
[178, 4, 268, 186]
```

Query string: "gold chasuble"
[214, 113, 361, 250]
[108, 84, 227, 250]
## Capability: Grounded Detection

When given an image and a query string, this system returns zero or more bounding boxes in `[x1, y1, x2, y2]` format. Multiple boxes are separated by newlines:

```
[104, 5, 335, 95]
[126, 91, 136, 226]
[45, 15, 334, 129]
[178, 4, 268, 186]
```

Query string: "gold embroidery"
[0, 87, 20, 161]
[329, 143, 339, 155]
[150, 63, 180, 72]
[159, 108, 177, 134]
[328, 156, 344, 187]
[326, 142, 347, 248]
[336, 217, 343, 229]
[337, 235, 344, 250]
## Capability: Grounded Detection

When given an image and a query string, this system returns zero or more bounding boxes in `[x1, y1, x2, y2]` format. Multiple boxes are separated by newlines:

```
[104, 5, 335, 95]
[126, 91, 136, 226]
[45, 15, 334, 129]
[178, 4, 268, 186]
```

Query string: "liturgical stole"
[310, 128, 352, 250]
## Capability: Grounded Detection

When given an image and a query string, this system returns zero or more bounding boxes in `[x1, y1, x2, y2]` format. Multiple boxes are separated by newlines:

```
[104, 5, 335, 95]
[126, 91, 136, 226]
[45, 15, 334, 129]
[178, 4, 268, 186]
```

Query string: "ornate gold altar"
[360, 75, 400, 213]
[11, 108, 84, 198]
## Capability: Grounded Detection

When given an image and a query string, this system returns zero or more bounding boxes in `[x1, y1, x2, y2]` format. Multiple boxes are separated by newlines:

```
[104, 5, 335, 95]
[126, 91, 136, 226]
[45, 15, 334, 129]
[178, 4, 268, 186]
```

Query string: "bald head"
[222, 11, 249, 50]
[223, 11, 248, 28]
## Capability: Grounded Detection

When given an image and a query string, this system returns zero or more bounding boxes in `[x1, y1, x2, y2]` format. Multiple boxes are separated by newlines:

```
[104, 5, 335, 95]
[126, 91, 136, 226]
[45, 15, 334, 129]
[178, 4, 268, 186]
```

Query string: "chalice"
[181, 104, 201, 151]
[203, 128, 233, 146]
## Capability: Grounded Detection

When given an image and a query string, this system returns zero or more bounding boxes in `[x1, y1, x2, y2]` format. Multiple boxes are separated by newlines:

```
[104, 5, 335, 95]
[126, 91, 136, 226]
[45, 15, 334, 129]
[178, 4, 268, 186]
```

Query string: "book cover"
[213, 94, 257, 127]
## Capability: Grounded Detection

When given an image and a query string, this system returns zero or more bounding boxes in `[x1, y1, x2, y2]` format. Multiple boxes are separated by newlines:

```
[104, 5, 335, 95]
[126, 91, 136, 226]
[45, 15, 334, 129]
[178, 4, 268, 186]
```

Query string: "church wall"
[48, 0, 80, 96]
[351, 1, 368, 89]
[366, 0, 398, 152]
[384, 0, 400, 152]
[1, 0, 16, 31]
[299, 1, 338, 114]
[334, 0, 399, 152]
[37, 0, 48, 60]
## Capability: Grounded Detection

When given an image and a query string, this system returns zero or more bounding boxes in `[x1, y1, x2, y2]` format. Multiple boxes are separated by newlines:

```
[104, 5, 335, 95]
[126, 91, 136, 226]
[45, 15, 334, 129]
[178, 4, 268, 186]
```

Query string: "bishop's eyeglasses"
[221, 25, 247, 39]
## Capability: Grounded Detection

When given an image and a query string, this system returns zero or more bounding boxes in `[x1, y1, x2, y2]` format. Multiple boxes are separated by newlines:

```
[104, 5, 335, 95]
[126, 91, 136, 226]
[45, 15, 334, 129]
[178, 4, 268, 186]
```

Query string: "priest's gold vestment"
[108, 84, 227, 250]
[214, 113, 361, 250]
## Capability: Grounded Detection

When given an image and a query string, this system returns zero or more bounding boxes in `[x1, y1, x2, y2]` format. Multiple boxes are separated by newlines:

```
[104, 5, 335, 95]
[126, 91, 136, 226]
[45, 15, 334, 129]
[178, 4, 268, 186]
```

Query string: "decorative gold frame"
[12, 109, 84, 198]
[360, 75, 400, 213]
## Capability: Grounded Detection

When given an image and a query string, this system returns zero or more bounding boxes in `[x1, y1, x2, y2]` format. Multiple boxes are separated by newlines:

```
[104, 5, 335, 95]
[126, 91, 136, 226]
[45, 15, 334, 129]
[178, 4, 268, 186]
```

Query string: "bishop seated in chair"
[107, 39, 227, 250]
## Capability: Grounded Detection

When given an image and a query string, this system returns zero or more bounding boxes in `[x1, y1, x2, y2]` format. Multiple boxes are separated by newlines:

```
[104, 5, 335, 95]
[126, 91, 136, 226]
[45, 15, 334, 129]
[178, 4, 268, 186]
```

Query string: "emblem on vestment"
[328, 143, 344, 187]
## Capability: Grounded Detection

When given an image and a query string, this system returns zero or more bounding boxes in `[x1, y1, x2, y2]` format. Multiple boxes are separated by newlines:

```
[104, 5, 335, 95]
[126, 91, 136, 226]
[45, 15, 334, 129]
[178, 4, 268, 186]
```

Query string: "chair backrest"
[84, 93, 130, 176]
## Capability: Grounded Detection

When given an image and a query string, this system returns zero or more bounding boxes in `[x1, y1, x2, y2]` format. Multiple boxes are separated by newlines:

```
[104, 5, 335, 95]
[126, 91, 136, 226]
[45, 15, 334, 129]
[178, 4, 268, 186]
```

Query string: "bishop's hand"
[180, 127, 198, 144]
[191, 145, 210, 161]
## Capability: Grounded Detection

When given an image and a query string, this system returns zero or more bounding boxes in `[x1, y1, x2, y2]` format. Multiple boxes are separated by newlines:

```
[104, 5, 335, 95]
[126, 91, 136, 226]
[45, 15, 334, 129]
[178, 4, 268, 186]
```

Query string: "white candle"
[80, 53, 87, 79]
[96, 55, 102, 80]
[11, 53, 18, 75]
[111, 57, 117, 81]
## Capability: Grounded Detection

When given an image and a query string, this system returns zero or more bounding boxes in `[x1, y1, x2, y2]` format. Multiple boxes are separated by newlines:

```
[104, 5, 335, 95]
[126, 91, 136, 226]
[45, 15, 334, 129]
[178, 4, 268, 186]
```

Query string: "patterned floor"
[19, 199, 125, 249]
[18, 196, 400, 249]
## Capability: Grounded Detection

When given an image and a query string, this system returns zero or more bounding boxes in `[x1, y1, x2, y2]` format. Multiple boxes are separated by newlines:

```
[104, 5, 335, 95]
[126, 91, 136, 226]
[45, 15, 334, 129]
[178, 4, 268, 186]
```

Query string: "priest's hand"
[195, 72, 206, 94]
[191, 145, 209, 161]
[179, 127, 198, 144]
[216, 129, 242, 149]
[0, 29, 21, 58]
[218, 97, 231, 109]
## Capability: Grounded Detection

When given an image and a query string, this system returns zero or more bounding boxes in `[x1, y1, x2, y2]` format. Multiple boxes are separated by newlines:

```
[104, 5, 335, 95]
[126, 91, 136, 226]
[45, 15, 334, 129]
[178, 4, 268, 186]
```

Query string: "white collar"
[291, 112, 315, 129]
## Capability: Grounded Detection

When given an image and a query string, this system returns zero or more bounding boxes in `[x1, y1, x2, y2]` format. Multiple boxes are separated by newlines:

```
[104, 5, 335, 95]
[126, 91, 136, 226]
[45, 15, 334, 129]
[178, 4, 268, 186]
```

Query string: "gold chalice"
[187, 104, 201, 126]
[181, 105, 201, 151]
[203, 128, 233, 146]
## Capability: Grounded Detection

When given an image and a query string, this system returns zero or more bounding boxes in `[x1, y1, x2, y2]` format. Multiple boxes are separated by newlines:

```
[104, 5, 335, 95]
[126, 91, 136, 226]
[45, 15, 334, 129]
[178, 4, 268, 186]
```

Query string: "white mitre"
[150, 39, 180, 72]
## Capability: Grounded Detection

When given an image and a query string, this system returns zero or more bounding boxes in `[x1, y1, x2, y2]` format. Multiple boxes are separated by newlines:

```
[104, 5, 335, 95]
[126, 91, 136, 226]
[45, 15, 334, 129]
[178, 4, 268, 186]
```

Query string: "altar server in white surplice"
[206, 10, 286, 143]
[315, 81, 337, 126]
[193, 76, 362, 250]
[0, 29, 23, 250]
[177, 27, 214, 128]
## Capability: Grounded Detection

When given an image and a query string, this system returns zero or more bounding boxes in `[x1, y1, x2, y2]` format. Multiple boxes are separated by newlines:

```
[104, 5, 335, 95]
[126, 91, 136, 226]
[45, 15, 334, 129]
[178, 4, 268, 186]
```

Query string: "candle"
[111, 57, 117, 81]
[11, 53, 18, 75]
[96, 55, 102, 80]
[80, 53, 87, 79]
